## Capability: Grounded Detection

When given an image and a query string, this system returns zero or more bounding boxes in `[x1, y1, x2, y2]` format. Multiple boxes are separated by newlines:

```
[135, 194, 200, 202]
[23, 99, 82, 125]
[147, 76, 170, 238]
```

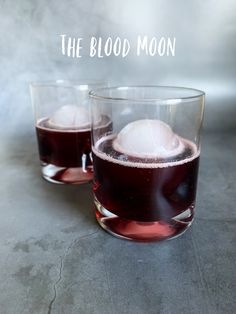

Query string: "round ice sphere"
[113, 119, 184, 158]
[48, 105, 90, 129]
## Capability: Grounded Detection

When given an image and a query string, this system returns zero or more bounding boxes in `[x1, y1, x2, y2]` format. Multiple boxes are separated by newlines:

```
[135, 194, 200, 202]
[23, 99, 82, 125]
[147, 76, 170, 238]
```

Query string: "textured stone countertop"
[0, 131, 235, 314]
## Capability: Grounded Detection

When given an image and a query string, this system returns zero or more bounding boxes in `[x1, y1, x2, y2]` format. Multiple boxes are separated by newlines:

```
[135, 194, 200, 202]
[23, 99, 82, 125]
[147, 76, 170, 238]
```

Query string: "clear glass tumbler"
[30, 80, 106, 184]
[90, 86, 205, 242]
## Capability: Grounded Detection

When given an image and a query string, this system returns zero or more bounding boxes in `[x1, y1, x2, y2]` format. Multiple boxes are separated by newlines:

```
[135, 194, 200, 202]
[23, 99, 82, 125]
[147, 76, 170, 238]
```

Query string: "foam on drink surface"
[93, 119, 199, 168]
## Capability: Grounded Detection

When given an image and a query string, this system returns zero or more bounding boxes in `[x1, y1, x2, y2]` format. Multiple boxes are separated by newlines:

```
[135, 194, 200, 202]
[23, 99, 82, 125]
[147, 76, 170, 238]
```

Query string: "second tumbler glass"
[30, 80, 107, 184]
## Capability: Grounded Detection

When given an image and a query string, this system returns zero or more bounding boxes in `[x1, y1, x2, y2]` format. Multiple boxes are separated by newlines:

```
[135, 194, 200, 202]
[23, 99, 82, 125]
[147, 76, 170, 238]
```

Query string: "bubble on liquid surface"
[113, 119, 184, 158]
[48, 105, 91, 129]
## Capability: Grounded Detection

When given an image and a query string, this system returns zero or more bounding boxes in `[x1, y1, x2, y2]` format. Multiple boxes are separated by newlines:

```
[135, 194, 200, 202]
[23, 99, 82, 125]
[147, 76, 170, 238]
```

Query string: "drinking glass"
[90, 86, 205, 241]
[30, 80, 106, 184]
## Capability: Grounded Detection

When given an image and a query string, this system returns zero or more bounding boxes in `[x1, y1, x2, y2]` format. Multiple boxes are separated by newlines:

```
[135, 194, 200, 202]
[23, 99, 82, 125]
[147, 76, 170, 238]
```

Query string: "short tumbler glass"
[30, 80, 106, 184]
[90, 86, 205, 242]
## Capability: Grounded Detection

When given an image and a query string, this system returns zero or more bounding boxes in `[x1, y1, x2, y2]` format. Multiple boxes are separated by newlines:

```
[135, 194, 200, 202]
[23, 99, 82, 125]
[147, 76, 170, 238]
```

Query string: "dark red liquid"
[93, 136, 199, 224]
[36, 116, 111, 168]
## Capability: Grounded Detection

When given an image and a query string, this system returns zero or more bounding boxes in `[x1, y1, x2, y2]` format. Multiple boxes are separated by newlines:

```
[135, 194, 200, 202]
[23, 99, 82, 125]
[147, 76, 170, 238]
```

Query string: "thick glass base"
[95, 197, 194, 242]
[41, 163, 93, 184]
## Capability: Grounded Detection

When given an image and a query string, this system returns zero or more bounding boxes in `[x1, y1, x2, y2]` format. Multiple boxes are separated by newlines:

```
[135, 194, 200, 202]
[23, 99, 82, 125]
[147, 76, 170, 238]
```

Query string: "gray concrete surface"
[0, 131, 235, 314]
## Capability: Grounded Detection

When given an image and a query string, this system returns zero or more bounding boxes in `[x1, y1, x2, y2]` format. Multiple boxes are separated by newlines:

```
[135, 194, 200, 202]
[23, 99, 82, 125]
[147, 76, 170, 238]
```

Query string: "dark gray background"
[0, 0, 236, 133]
[0, 1, 235, 313]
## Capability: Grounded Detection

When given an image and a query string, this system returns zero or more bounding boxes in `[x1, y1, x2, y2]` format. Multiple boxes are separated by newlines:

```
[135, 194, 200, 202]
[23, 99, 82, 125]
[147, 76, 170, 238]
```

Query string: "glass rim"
[89, 85, 205, 102]
[29, 79, 106, 89]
